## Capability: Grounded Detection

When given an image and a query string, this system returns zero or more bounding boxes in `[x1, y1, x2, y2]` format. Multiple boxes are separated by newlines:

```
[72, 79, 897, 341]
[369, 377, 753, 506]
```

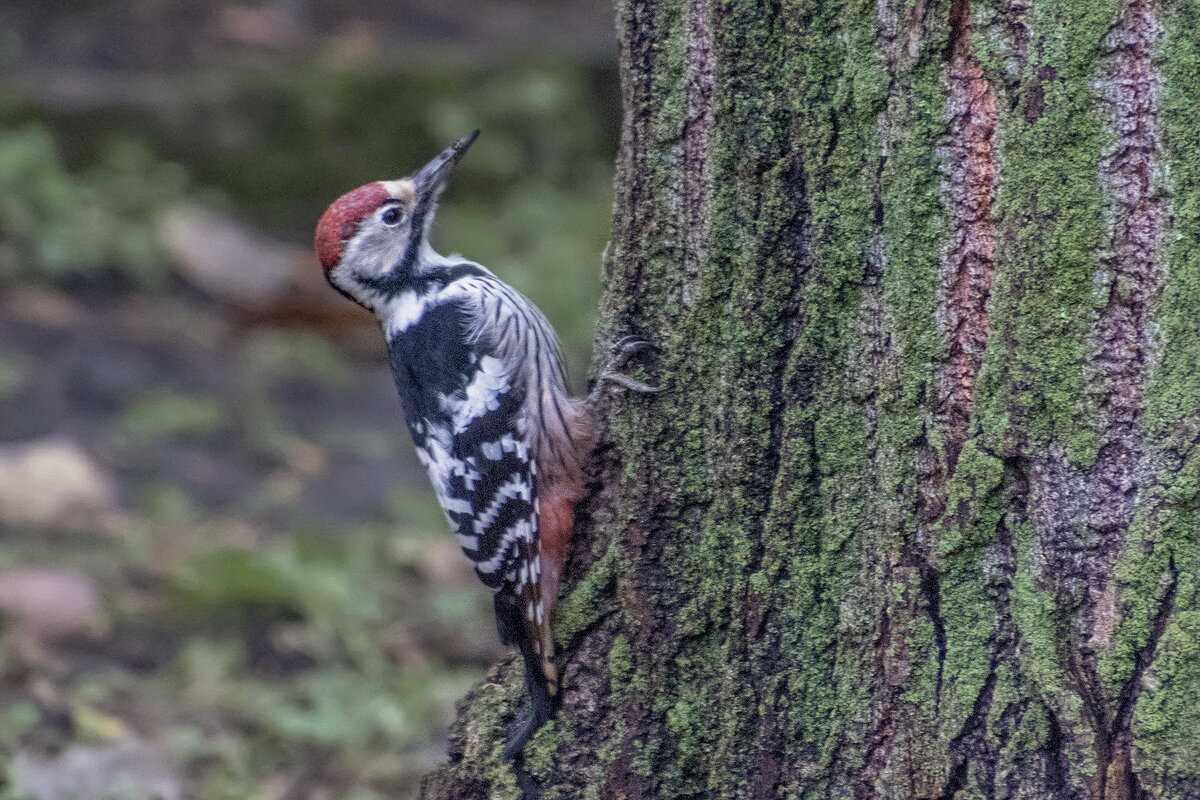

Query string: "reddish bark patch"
[937, 0, 997, 471]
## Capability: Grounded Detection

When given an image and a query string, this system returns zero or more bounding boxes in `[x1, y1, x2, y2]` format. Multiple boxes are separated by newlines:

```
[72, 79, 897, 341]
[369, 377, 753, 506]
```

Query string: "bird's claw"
[590, 336, 661, 401]
[613, 335, 654, 360]
[598, 372, 661, 394]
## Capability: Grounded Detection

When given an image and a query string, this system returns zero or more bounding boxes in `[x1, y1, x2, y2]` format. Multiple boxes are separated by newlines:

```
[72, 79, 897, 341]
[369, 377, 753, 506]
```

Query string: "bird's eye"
[382, 206, 403, 226]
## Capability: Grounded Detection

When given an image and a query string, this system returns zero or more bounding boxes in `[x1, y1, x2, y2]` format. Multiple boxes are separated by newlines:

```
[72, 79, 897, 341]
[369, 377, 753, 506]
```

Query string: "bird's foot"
[590, 336, 662, 402]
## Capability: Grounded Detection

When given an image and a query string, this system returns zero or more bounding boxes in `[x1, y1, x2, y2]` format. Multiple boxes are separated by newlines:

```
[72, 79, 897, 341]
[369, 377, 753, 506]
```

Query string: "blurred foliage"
[0, 517, 493, 799]
[0, 41, 617, 800]
[118, 389, 228, 444]
[0, 123, 185, 284]
[91, 59, 620, 239]
[5, 57, 618, 371]
[242, 330, 352, 389]
[0, 355, 26, 402]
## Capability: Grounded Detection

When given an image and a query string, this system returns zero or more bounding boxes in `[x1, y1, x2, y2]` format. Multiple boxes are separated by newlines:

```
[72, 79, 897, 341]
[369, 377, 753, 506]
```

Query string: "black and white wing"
[384, 279, 540, 591]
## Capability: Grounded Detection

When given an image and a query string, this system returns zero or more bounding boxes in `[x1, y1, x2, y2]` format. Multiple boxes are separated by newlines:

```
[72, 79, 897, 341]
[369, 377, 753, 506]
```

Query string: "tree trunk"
[420, 0, 1200, 797]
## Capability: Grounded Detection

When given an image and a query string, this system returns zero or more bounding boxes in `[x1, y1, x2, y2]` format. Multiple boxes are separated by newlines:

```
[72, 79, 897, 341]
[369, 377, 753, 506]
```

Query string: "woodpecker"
[313, 132, 654, 758]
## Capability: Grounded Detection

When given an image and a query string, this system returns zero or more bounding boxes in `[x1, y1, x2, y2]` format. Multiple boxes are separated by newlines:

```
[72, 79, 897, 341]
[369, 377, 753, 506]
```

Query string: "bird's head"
[314, 131, 479, 309]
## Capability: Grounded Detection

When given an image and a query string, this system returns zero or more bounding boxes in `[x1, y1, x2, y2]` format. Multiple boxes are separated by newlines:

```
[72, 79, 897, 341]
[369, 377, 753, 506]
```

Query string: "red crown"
[314, 182, 390, 272]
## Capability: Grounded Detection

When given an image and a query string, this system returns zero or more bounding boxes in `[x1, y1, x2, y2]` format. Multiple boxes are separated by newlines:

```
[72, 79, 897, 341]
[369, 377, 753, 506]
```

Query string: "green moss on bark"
[421, 0, 1200, 796]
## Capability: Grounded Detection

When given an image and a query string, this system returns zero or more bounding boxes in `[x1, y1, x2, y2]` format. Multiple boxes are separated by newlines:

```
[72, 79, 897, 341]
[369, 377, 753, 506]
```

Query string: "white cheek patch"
[345, 228, 407, 279]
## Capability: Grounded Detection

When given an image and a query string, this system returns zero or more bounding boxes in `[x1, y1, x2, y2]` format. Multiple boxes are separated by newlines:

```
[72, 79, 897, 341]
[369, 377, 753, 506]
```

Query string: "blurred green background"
[0, 2, 617, 798]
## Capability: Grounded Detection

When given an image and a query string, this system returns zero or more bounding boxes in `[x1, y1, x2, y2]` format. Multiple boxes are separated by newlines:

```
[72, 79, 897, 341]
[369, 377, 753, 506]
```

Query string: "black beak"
[412, 130, 479, 199]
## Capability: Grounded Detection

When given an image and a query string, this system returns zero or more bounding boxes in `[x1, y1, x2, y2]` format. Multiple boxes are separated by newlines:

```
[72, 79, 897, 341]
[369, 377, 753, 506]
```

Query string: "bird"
[312, 132, 656, 758]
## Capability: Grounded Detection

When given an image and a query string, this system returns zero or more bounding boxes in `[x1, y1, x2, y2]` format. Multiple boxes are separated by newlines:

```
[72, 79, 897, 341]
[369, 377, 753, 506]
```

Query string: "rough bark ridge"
[420, 0, 1200, 797]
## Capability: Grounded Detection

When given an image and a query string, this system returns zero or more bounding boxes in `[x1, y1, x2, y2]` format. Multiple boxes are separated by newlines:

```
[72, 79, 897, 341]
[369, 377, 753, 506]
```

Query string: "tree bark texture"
[421, 0, 1200, 797]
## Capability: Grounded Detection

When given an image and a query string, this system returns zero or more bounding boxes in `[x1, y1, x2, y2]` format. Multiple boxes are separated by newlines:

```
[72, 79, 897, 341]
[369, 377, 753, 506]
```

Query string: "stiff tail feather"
[495, 586, 556, 761]
[497, 478, 579, 760]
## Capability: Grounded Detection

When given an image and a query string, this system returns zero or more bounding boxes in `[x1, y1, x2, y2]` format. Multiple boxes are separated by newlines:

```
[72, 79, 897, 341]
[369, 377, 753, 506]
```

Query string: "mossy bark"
[420, 0, 1200, 797]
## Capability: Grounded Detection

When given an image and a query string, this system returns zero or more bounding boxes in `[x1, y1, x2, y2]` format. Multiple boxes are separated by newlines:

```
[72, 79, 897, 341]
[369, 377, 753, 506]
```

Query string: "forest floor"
[0, 281, 504, 800]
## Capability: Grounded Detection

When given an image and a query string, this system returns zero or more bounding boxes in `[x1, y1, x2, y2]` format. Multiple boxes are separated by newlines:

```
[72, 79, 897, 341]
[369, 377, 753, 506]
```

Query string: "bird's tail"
[495, 589, 557, 760]
[496, 477, 580, 759]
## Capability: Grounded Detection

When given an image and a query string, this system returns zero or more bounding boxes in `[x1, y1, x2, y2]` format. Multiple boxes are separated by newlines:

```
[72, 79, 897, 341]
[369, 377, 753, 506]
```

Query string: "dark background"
[0, 3, 617, 797]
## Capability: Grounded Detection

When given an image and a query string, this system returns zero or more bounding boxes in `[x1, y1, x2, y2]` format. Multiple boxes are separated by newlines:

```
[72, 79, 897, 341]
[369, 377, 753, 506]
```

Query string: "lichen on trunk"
[420, 1, 1200, 797]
